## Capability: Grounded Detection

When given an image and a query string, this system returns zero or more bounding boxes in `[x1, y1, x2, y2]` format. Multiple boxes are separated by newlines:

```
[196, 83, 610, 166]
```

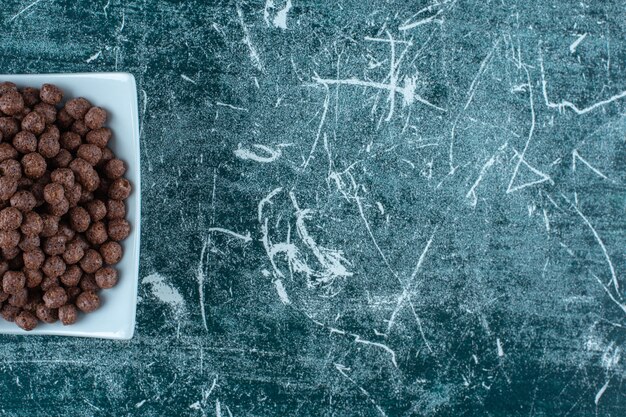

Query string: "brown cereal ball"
[86, 199, 106, 222]
[19, 234, 40, 251]
[104, 159, 126, 180]
[95, 266, 117, 289]
[76, 290, 99, 312]
[15, 311, 37, 330]
[48, 198, 69, 216]
[0, 289, 8, 302]
[97, 146, 114, 168]
[40, 84, 63, 105]
[108, 178, 131, 200]
[13, 107, 31, 122]
[107, 219, 130, 241]
[1, 304, 20, 322]
[43, 285, 67, 308]
[43, 182, 64, 205]
[0, 82, 17, 95]
[43, 235, 66, 256]
[100, 241, 122, 265]
[86, 127, 111, 148]
[58, 304, 77, 325]
[77, 144, 102, 166]
[65, 183, 82, 208]
[71, 119, 90, 137]
[0, 176, 17, 200]
[0, 159, 21, 179]
[0, 91, 24, 116]
[71, 234, 90, 251]
[36, 303, 57, 323]
[55, 109, 73, 131]
[38, 133, 60, 158]
[0, 207, 22, 230]
[20, 212, 42, 236]
[69, 158, 97, 189]
[3, 271, 25, 294]
[0, 144, 18, 163]
[43, 124, 60, 140]
[64, 97, 91, 119]
[10, 190, 36, 212]
[33, 102, 57, 124]
[84, 107, 107, 129]
[21, 111, 45, 135]
[0, 117, 18, 140]
[86, 221, 107, 245]
[51, 168, 74, 188]
[106, 199, 125, 220]
[24, 269, 43, 288]
[40, 214, 59, 238]
[79, 249, 102, 273]
[57, 223, 75, 241]
[80, 274, 99, 292]
[79, 189, 93, 204]
[40, 276, 59, 292]
[53, 149, 72, 169]
[23, 248, 45, 270]
[12, 131, 37, 154]
[60, 264, 82, 286]
[21, 87, 40, 107]
[42, 256, 66, 278]
[0, 230, 20, 249]
[69, 207, 90, 232]
[9, 288, 28, 307]
[60, 131, 81, 151]
[22, 153, 46, 179]
[0, 261, 8, 277]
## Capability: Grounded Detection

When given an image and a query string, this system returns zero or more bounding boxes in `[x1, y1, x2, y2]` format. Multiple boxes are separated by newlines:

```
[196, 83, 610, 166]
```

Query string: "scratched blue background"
[0, 0, 625, 416]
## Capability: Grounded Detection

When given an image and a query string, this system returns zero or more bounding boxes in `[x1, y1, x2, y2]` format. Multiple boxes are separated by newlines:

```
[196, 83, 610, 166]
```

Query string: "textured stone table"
[0, 0, 624, 415]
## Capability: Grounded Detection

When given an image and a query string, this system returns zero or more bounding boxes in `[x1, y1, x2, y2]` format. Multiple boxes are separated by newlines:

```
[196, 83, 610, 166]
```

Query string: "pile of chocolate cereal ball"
[0, 82, 131, 330]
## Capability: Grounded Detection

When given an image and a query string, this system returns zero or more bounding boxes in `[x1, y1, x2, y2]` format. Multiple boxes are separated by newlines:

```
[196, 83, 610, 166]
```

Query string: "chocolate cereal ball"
[21, 87, 40, 107]
[53, 150, 72, 169]
[0, 91, 24, 116]
[0, 117, 19, 140]
[105, 199, 125, 220]
[104, 159, 126, 180]
[64, 97, 91, 119]
[1, 304, 20, 322]
[107, 219, 129, 241]
[57, 223, 75, 241]
[80, 274, 99, 292]
[79, 249, 102, 274]
[43, 182, 64, 205]
[40, 84, 63, 105]
[71, 119, 90, 137]
[85, 127, 111, 148]
[76, 290, 99, 312]
[9, 288, 28, 307]
[0, 207, 22, 230]
[20, 212, 43, 236]
[0, 261, 9, 277]
[51, 168, 74, 188]
[40, 276, 59, 292]
[97, 147, 114, 168]
[19, 234, 40, 252]
[43, 256, 66, 278]
[58, 304, 77, 325]
[86, 199, 106, 222]
[77, 144, 102, 166]
[43, 286, 67, 309]
[36, 303, 58, 323]
[86, 221, 107, 245]
[0, 230, 20, 249]
[0, 82, 17, 95]
[21, 111, 45, 135]
[48, 197, 69, 216]
[60, 132, 81, 151]
[0, 290, 8, 303]
[0, 143, 18, 162]
[0, 159, 21, 178]
[0, 177, 17, 200]
[15, 311, 37, 330]
[100, 241, 122, 265]
[38, 131, 60, 158]
[23, 248, 45, 270]
[25, 269, 43, 288]
[33, 102, 57, 125]
[22, 153, 46, 179]
[43, 235, 66, 256]
[13, 131, 37, 154]
[84, 107, 107, 130]
[71, 234, 90, 251]
[40, 214, 60, 238]
[95, 267, 118, 289]
[10, 190, 36, 212]
[60, 264, 82, 286]
[56, 108, 73, 130]
[69, 207, 90, 232]
[65, 183, 82, 208]
[3, 271, 25, 294]
[108, 178, 131, 200]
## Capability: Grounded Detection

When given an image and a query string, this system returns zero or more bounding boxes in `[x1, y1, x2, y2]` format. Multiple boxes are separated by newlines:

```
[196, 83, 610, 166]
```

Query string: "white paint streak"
[181, 74, 197, 84]
[569, 33, 587, 54]
[235, 143, 281, 163]
[86, 51, 102, 63]
[236, 4, 265, 72]
[273, 279, 291, 304]
[142, 273, 185, 315]
[496, 338, 504, 357]
[10, 0, 44, 22]
[595, 378, 610, 405]
[273, 0, 292, 29]
[208, 227, 252, 243]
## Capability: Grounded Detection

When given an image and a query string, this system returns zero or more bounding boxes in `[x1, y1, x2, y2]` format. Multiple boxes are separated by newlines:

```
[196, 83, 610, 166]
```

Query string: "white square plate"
[0, 73, 141, 339]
